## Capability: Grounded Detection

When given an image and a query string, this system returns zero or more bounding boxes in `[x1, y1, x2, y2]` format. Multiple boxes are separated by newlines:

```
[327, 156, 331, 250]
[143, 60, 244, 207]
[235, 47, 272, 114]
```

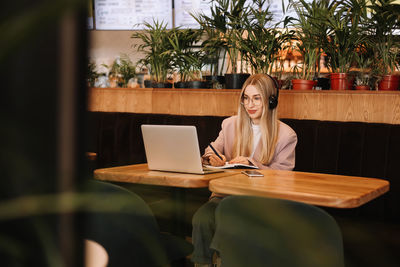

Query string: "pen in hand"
[209, 144, 223, 161]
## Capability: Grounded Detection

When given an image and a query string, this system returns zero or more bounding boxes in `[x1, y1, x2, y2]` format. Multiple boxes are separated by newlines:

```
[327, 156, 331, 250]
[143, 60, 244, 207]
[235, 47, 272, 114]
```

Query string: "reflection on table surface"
[94, 163, 235, 188]
[209, 169, 389, 208]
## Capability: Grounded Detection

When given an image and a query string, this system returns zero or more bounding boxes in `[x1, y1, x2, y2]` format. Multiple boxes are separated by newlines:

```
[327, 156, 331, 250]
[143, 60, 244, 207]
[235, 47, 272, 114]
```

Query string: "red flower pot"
[355, 85, 370, 91]
[347, 77, 355, 90]
[292, 79, 315, 90]
[272, 77, 284, 89]
[330, 73, 353, 90]
[378, 75, 400, 91]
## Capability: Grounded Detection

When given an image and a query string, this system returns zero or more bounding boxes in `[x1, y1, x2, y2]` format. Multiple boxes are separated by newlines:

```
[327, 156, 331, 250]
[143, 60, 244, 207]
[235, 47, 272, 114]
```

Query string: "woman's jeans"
[191, 197, 222, 264]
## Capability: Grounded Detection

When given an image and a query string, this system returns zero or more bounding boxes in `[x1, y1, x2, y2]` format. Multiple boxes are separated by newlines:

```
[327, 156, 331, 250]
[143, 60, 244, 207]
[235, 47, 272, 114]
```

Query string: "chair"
[211, 196, 344, 267]
[82, 180, 193, 267]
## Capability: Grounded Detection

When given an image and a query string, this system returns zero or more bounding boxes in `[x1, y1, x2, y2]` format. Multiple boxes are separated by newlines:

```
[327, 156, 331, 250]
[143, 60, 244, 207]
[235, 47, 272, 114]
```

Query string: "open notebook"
[205, 163, 258, 169]
[141, 125, 223, 175]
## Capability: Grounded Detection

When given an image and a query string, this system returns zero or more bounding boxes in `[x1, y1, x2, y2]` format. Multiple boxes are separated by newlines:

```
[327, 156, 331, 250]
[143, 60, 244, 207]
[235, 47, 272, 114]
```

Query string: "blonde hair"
[233, 74, 279, 164]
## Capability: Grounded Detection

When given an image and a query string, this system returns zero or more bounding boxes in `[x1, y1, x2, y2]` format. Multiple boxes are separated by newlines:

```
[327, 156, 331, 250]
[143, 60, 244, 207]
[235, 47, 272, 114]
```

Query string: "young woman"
[191, 74, 297, 266]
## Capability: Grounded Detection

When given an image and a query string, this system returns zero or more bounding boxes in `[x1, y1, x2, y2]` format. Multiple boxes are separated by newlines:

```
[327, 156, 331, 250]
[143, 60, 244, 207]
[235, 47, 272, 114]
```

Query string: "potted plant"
[354, 60, 373, 91]
[131, 19, 174, 88]
[166, 28, 208, 88]
[320, 0, 368, 90]
[272, 59, 290, 89]
[191, 4, 227, 88]
[288, 0, 326, 90]
[288, 0, 333, 89]
[87, 60, 99, 87]
[354, 44, 377, 90]
[215, 0, 251, 89]
[290, 42, 319, 90]
[108, 54, 137, 88]
[100, 62, 120, 88]
[241, 0, 293, 76]
[367, 0, 400, 91]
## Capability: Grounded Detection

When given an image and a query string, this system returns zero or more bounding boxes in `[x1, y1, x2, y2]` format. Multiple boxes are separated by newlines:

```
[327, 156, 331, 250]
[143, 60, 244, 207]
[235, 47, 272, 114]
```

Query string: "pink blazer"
[202, 116, 297, 170]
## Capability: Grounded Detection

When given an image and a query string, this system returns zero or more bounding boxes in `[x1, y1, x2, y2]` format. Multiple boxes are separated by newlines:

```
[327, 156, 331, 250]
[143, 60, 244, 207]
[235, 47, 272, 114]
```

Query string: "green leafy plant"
[223, 0, 251, 74]
[111, 54, 136, 87]
[289, 0, 331, 80]
[321, 0, 369, 73]
[354, 44, 377, 87]
[291, 41, 319, 80]
[190, 2, 228, 76]
[191, 0, 254, 75]
[241, 0, 293, 75]
[272, 58, 291, 89]
[87, 60, 99, 87]
[367, 0, 400, 75]
[102, 54, 136, 87]
[166, 28, 205, 82]
[131, 19, 174, 83]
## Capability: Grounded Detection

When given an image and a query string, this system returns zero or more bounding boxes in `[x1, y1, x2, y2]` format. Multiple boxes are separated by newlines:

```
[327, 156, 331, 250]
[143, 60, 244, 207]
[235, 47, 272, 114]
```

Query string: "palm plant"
[366, 0, 400, 75]
[289, 0, 326, 80]
[215, 0, 250, 74]
[241, 0, 293, 75]
[166, 28, 205, 82]
[272, 58, 290, 88]
[102, 54, 136, 87]
[190, 2, 227, 76]
[131, 19, 173, 83]
[322, 0, 368, 73]
[354, 43, 377, 87]
[111, 54, 136, 87]
[291, 40, 319, 80]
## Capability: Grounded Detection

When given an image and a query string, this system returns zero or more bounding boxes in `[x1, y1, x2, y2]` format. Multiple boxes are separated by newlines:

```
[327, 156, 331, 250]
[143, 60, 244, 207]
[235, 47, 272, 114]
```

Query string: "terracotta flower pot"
[347, 76, 355, 90]
[277, 79, 285, 89]
[355, 85, 370, 91]
[272, 77, 285, 89]
[291, 79, 315, 90]
[378, 75, 400, 91]
[330, 73, 353, 90]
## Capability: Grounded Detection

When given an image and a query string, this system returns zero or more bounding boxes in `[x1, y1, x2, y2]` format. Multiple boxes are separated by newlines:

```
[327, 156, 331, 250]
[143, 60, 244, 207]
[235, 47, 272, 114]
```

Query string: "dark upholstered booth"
[87, 112, 400, 267]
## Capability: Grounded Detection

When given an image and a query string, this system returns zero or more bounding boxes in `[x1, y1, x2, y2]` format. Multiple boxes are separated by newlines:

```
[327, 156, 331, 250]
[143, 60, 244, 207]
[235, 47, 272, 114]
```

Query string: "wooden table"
[94, 163, 235, 236]
[94, 163, 234, 188]
[209, 169, 390, 208]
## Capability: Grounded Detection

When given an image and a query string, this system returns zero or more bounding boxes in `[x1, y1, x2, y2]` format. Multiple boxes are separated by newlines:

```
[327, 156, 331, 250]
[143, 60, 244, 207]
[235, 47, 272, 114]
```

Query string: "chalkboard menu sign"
[174, 0, 212, 29]
[94, 0, 173, 30]
[173, 0, 295, 29]
[92, 0, 299, 30]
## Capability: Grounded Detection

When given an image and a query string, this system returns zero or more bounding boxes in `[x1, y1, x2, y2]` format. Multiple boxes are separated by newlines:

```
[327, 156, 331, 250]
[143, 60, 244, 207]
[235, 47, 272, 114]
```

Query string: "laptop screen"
[141, 125, 205, 174]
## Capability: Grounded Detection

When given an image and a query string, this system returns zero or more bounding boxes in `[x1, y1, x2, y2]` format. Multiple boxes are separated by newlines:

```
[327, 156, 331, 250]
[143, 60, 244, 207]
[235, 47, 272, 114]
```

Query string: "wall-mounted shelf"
[88, 88, 400, 124]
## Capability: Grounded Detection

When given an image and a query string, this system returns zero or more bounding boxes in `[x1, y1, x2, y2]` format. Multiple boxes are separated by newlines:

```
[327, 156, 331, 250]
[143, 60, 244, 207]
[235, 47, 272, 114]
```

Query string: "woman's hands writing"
[229, 156, 250, 165]
[209, 153, 226, 166]
[206, 144, 251, 166]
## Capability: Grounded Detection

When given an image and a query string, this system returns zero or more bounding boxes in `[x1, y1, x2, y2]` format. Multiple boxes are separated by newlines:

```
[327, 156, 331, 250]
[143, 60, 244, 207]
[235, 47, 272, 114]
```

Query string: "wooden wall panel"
[89, 87, 153, 113]
[88, 88, 400, 124]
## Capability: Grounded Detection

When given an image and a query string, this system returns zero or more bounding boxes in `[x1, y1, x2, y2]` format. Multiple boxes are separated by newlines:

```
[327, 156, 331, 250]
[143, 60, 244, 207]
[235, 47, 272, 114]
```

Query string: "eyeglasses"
[241, 95, 262, 106]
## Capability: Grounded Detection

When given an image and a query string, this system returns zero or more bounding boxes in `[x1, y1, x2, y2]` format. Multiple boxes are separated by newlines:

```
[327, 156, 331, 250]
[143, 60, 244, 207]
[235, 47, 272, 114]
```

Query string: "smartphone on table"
[241, 170, 264, 177]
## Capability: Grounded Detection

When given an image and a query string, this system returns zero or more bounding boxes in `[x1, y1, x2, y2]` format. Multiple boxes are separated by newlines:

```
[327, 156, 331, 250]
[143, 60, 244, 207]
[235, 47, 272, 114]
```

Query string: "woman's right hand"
[209, 153, 226, 167]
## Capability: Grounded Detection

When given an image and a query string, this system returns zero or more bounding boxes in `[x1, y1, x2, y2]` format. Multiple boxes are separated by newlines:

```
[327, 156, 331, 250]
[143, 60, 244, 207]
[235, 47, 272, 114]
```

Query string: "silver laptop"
[141, 124, 223, 174]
